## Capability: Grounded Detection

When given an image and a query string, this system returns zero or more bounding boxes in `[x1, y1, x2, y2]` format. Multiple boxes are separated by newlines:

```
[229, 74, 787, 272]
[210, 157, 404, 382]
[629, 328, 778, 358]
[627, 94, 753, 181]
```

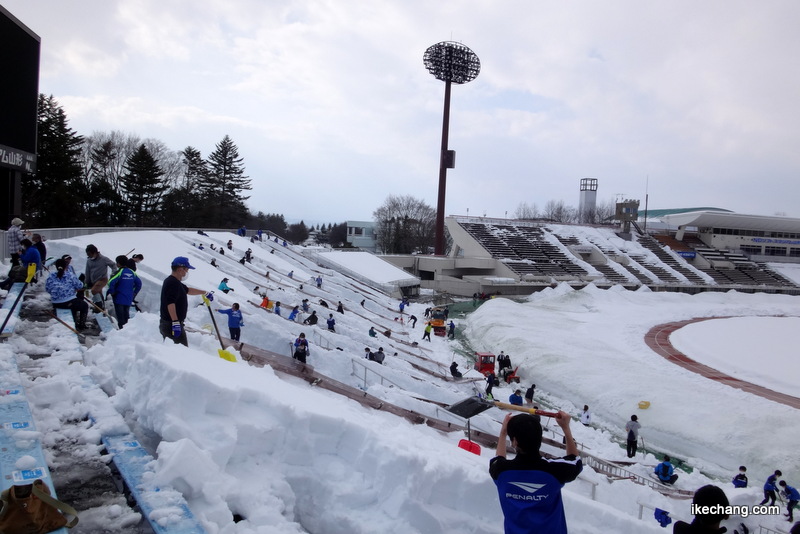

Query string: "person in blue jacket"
[779, 481, 800, 522]
[293, 332, 309, 363]
[0, 240, 39, 290]
[509, 389, 524, 406]
[490, 411, 582, 534]
[760, 470, 783, 506]
[217, 303, 243, 341]
[288, 306, 300, 322]
[273, 301, 282, 316]
[654, 455, 679, 485]
[448, 320, 456, 339]
[19, 239, 42, 277]
[732, 466, 748, 488]
[107, 255, 142, 328]
[326, 313, 336, 332]
[45, 258, 88, 329]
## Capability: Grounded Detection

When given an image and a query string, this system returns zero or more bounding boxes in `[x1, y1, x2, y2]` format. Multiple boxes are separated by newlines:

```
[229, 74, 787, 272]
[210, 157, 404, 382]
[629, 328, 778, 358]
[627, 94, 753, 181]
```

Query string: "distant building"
[662, 210, 800, 262]
[346, 221, 377, 252]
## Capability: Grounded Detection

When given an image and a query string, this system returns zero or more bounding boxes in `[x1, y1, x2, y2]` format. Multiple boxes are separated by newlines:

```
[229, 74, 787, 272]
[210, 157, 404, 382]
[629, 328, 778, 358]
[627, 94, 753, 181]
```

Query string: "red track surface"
[644, 317, 800, 409]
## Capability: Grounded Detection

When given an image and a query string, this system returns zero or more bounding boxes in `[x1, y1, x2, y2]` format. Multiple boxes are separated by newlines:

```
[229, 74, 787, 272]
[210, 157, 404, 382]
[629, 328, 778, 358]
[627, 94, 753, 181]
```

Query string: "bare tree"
[514, 201, 540, 220]
[373, 195, 436, 254]
[542, 199, 576, 223]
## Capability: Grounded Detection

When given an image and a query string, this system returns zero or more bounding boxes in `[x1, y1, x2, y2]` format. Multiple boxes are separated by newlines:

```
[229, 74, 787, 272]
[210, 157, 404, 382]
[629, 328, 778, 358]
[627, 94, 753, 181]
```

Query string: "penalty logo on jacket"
[506, 481, 550, 501]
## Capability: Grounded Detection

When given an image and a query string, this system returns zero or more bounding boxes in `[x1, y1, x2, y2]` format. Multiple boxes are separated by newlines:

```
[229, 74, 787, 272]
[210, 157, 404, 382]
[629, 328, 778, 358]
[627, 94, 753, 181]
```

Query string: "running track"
[644, 317, 800, 410]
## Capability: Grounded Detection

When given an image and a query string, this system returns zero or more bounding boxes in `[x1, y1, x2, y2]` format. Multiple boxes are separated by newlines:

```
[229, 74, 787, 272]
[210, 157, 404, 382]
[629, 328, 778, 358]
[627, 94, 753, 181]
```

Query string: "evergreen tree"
[250, 212, 287, 236]
[121, 144, 166, 226]
[181, 146, 208, 190]
[328, 222, 349, 247]
[24, 94, 86, 227]
[161, 146, 209, 227]
[286, 221, 309, 244]
[204, 135, 252, 227]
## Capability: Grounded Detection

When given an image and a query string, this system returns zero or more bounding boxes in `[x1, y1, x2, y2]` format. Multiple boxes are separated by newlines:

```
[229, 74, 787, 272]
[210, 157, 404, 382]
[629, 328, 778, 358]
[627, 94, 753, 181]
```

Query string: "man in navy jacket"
[490, 411, 582, 534]
[107, 255, 142, 328]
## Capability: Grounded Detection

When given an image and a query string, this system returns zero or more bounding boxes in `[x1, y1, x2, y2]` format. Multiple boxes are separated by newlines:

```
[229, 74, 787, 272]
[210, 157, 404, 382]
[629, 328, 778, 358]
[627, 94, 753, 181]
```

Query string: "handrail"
[350, 358, 405, 390]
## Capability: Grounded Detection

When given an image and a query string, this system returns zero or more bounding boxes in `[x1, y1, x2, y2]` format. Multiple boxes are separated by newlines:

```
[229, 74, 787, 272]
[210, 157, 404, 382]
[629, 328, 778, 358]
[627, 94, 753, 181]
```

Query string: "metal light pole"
[423, 41, 480, 255]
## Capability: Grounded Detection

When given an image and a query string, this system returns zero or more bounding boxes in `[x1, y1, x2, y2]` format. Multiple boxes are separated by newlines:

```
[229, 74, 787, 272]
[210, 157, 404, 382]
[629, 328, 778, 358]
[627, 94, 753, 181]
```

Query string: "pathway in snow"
[644, 317, 800, 409]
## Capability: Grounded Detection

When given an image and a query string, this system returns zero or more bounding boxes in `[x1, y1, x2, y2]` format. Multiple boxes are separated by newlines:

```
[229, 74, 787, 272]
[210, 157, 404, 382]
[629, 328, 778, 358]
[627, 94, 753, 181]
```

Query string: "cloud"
[5, 0, 800, 220]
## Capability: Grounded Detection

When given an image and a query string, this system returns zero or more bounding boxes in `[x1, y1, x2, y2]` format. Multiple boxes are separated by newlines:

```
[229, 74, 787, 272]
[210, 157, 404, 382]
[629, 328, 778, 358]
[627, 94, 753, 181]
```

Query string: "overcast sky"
[5, 1, 800, 224]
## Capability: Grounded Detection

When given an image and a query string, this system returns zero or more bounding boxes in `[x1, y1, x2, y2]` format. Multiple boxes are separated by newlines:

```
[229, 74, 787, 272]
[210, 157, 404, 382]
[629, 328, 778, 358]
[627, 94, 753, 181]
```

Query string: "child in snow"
[732, 466, 748, 488]
[217, 303, 243, 342]
[107, 255, 142, 328]
[760, 470, 782, 506]
[293, 333, 309, 364]
[218, 278, 234, 293]
[654, 455, 678, 485]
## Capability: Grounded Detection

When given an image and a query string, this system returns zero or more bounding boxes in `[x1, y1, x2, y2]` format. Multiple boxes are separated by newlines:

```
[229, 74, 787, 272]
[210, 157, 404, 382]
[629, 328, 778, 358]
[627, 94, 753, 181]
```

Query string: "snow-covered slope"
[2, 230, 797, 533]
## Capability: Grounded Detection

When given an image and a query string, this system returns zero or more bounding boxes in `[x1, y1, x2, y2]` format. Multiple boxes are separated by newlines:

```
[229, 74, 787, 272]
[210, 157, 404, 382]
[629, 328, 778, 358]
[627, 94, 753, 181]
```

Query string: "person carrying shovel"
[490, 410, 582, 534]
[159, 256, 214, 347]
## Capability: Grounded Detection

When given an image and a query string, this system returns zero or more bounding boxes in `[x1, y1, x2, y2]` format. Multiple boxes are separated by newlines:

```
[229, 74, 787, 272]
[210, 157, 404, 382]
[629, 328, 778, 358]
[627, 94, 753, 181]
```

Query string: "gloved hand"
[171, 321, 182, 338]
[206, 292, 214, 302]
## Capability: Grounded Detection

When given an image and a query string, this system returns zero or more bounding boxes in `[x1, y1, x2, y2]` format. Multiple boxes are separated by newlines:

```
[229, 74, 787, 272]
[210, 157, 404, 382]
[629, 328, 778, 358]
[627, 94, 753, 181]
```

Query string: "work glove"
[206, 292, 214, 302]
[171, 321, 182, 338]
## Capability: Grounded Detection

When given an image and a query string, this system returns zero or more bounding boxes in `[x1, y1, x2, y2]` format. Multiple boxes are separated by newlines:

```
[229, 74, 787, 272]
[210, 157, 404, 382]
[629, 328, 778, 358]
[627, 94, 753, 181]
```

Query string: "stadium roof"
[662, 210, 800, 233]
[644, 207, 731, 218]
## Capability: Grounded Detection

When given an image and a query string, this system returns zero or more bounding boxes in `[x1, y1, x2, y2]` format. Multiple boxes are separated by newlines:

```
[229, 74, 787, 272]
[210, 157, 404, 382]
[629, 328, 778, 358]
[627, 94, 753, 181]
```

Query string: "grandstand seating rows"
[455, 220, 798, 289]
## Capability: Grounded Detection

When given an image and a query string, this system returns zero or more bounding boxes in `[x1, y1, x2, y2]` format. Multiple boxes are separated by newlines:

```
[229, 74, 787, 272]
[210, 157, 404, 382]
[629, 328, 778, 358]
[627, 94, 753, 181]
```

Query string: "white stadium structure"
[385, 209, 800, 297]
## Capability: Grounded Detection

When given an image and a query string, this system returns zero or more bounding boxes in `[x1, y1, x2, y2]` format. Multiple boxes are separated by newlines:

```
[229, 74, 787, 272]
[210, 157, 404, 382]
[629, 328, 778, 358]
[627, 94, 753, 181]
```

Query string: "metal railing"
[350, 358, 405, 390]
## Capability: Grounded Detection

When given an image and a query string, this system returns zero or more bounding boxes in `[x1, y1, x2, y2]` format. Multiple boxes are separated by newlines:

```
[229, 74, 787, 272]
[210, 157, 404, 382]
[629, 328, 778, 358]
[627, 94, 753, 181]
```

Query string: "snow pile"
[1, 229, 797, 533]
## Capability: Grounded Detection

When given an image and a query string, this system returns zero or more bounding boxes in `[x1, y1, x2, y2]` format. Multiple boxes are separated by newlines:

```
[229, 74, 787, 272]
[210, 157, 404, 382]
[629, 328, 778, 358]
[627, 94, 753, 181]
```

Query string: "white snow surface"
[1, 229, 798, 534]
[313, 250, 419, 285]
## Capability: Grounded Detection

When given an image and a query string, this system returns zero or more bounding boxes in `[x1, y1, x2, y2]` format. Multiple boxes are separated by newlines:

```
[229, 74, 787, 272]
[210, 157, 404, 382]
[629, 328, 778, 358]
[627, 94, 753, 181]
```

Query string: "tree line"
[27, 94, 615, 251]
[24, 94, 348, 244]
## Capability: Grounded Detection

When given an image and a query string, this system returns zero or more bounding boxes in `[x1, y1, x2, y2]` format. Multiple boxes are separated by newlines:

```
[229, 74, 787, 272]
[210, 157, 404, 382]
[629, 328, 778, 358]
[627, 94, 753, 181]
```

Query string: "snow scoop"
[447, 396, 494, 456]
[492, 401, 560, 418]
[0, 264, 37, 335]
[203, 295, 237, 362]
[82, 295, 118, 329]
[47, 310, 85, 342]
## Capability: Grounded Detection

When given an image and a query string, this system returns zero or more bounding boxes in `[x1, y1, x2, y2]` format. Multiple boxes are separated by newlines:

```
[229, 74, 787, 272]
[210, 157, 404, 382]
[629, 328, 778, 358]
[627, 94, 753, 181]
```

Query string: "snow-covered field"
[2, 229, 798, 533]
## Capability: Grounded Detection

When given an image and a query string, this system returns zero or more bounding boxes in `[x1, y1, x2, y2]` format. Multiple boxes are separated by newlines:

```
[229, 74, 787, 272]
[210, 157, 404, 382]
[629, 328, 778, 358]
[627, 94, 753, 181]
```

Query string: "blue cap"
[171, 256, 195, 269]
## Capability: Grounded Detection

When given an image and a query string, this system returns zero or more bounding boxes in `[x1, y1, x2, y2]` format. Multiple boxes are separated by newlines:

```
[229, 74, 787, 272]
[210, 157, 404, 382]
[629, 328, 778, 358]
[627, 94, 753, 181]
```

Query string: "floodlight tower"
[423, 41, 480, 255]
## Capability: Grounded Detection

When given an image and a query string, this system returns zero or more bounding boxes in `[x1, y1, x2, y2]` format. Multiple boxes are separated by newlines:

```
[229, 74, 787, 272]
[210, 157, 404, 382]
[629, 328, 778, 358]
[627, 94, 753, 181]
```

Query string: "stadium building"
[384, 209, 800, 298]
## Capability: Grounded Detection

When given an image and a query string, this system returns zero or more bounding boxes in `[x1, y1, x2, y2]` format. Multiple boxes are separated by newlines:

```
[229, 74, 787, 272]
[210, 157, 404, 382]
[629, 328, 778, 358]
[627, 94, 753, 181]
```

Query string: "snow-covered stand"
[55, 309, 206, 534]
[0, 307, 69, 533]
[100, 434, 206, 534]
